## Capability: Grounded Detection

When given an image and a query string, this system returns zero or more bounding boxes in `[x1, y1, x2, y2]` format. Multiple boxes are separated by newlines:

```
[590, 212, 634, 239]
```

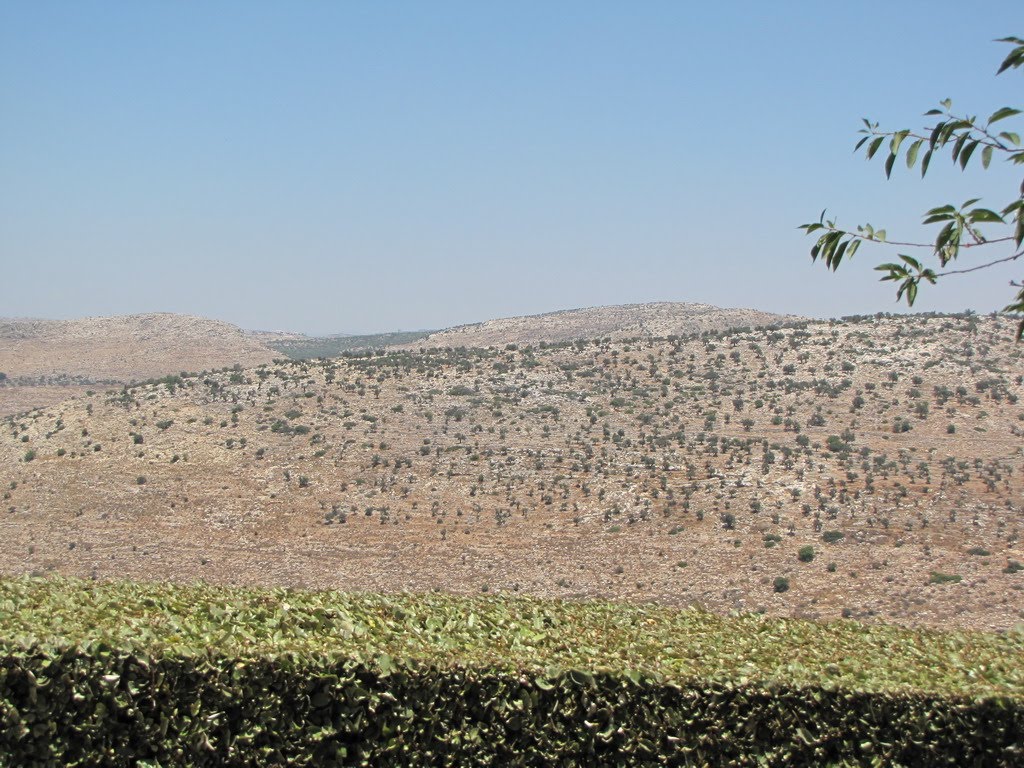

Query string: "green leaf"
[889, 130, 909, 156]
[829, 239, 849, 270]
[938, 122, 957, 146]
[907, 280, 918, 306]
[951, 132, 969, 164]
[534, 676, 554, 691]
[959, 140, 979, 170]
[898, 254, 921, 270]
[874, 263, 906, 280]
[905, 140, 922, 168]
[981, 145, 994, 169]
[967, 208, 1004, 224]
[376, 653, 395, 676]
[925, 203, 956, 216]
[567, 669, 594, 687]
[884, 152, 896, 179]
[988, 107, 1021, 124]
[934, 220, 956, 254]
[997, 38, 1024, 74]
[866, 136, 885, 160]
[921, 148, 933, 177]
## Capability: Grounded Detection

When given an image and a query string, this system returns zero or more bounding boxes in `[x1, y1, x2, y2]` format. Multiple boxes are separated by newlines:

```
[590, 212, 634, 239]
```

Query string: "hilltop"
[0, 303, 789, 416]
[0, 313, 278, 383]
[404, 302, 797, 349]
[1, 311, 1021, 631]
[258, 302, 792, 360]
[0, 313, 279, 416]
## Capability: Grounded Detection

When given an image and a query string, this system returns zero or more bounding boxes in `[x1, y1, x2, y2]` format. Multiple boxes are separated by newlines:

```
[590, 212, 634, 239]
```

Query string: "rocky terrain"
[0, 304, 788, 415]
[1, 311, 1021, 631]
[255, 303, 787, 361]
[405, 303, 797, 349]
[0, 314, 279, 416]
[0, 314, 278, 382]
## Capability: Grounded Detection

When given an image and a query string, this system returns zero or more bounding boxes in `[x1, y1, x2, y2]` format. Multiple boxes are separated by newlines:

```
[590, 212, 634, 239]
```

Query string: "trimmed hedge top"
[1, 576, 1021, 699]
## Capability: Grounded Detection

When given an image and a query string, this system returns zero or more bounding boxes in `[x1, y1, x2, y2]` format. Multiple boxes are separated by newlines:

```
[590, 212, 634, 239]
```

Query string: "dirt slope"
[2, 312, 1021, 631]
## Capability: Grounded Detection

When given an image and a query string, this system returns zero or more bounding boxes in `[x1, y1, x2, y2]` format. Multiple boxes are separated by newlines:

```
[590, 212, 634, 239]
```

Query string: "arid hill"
[0, 314, 279, 416]
[405, 302, 797, 349]
[0, 314, 277, 382]
[0, 304, 790, 414]
[2, 312, 1021, 631]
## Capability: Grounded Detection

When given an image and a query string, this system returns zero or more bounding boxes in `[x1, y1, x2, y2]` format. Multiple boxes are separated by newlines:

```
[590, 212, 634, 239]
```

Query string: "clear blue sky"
[2, 2, 1021, 333]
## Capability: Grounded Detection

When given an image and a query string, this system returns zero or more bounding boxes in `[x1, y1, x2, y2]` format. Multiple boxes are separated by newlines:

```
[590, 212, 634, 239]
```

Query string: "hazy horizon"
[0, 298, 1000, 339]
[2, 2, 1021, 334]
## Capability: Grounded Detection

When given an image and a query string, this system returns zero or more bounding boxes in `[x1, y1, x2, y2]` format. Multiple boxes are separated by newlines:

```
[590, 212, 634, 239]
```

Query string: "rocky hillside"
[0, 313, 282, 417]
[406, 303, 797, 349]
[2, 305, 789, 416]
[0, 314, 278, 383]
[2, 312, 1021, 632]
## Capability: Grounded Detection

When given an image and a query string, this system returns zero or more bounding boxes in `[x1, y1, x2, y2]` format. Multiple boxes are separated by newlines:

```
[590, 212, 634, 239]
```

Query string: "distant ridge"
[261, 330, 434, 360]
[403, 302, 799, 349]
[0, 313, 277, 383]
[0, 302, 797, 382]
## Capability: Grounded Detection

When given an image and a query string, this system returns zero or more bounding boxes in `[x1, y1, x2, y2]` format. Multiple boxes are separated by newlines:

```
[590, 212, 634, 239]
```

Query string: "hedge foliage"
[1, 577, 1022, 766]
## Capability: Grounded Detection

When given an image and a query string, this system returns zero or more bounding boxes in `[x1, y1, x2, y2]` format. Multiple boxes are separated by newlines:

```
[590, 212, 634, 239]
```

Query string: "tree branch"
[820, 227, 1015, 250]
[935, 249, 1023, 276]
[863, 126, 1013, 153]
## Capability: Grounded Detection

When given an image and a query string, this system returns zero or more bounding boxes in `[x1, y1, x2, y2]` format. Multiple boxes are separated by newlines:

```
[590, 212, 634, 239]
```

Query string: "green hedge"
[2, 646, 1021, 767]
[0, 577, 1022, 765]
